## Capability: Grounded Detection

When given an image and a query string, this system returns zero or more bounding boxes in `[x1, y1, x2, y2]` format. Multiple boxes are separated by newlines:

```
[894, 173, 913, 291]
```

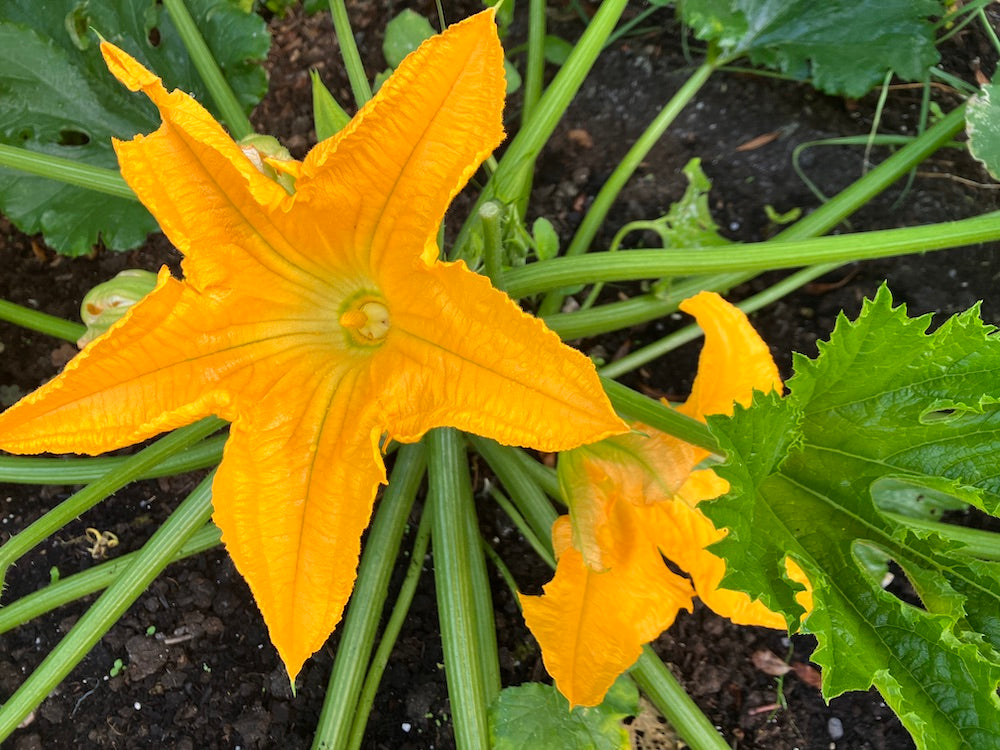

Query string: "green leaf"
[0, 0, 268, 255]
[679, 0, 943, 97]
[489, 675, 639, 750]
[967, 81, 1000, 181]
[310, 69, 351, 142]
[382, 9, 435, 69]
[543, 35, 573, 66]
[532, 217, 559, 261]
[705, 286, 1000, 749]
[656, 158, 728, 249]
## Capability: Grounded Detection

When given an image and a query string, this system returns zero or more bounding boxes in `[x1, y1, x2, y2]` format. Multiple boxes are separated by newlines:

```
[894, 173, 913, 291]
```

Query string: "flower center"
[340, 299, 391, 345]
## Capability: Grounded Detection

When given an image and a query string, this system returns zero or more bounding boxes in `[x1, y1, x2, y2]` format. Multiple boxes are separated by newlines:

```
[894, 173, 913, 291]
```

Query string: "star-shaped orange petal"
[0, 10, 626, 681]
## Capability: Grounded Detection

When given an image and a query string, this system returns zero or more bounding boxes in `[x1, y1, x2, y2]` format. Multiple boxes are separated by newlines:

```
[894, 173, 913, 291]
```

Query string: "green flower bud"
[78, 269, 158, 348]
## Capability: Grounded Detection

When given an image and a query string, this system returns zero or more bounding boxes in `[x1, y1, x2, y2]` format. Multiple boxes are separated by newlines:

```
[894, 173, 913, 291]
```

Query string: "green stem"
[539, 58, 718, 315]
[521, 0, 546, 127]
[980, 7, 1000, 57]
[0, 144, 135, 200]
[470, 436, 558, 552]
[452, 0, 629, 259]
[0, 524, 221, 635]
[0, 435, 225, 485]
[488, 487, 555, 568]
[515, 0, 547, 216]
[632, 646, 731, 750]
[427, 428, 496, 749]
[0, 417, 225, 592]
[0, 298, 86, 342]
[542, 272, 751, 340]
[0, 472, 215, 742]
[602, 378, 718, 454]
[346, 502, 433, 750]
[328, 0, 372, 108]
[481, 538, 522, 605]
[504, 210, 1000, 297]
[885, 513, 1000, 561]
[598, 263, 838, 379]
[480, 201, 505, 288]
[311, 443, 426, 750]
[507, 445, 561, 502]
[161, 0, 253, 139]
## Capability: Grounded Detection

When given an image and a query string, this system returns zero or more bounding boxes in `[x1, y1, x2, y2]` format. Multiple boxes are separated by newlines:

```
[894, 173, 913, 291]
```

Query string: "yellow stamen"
[339, 309, 367, 328]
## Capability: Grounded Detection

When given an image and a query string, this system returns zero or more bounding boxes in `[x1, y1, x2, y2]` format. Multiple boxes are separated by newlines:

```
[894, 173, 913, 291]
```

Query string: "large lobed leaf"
[704, 286, 1000, 749]
[0, 0, 268, 255]
[679, 0, 943, 97]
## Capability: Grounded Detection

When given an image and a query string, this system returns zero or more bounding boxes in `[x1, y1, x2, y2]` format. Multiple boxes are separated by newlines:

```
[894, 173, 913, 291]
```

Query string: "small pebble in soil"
[402, 722, 412, 732]
[828, 716, 844, 740]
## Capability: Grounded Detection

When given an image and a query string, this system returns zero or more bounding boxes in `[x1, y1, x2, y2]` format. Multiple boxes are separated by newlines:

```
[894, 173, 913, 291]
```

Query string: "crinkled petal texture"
[520, 513, 694, 708]
[0, 10, 625, 682]
[523, 291, 812, 707]
[374, 260, 626, 451]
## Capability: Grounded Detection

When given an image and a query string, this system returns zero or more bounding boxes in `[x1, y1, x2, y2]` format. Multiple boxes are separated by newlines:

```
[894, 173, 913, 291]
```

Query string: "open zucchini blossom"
[0, 11, 626, 681]
[520, 292, 813, 708]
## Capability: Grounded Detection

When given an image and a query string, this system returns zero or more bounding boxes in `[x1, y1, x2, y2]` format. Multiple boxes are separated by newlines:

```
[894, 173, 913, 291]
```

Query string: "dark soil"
[2, 3, 999, 749]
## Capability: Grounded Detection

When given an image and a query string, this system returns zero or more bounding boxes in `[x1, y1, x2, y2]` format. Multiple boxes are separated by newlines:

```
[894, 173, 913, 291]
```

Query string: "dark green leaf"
[679, 0, 943, 97]
[0, 0, 268, 255]
[706, 286, 1000, 749]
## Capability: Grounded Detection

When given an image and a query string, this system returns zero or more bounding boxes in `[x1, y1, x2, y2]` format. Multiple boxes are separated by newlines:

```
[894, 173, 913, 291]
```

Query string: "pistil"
[340, 299, 391, 344]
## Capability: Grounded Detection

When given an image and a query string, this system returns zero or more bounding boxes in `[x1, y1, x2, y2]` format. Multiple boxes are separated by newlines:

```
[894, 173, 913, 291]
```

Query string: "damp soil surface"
[2, 3, 999, 749]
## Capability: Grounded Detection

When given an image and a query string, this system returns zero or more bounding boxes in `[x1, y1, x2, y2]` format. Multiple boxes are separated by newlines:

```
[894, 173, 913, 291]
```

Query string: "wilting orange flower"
[521, 292, 812, 707]
[0, 11, 625, 681]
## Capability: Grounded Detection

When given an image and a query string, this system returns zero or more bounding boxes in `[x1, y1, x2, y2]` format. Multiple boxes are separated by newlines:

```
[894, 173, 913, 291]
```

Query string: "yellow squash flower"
[0, 11, 626, 681]
[521, 292, 813, 707]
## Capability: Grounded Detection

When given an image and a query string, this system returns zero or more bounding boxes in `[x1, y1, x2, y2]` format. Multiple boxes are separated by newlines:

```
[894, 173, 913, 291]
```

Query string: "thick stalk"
[0, 298, 86, 342]
[521, 0, 546, 126]
[504, 211, 1000, 297]
[0, 472, 215, 741]
[0, 435, 226, 485]
[328, 0, 372, 107]
[452, 0, 630, 259]
[0, 417, 225, 591]
[515, 0, 547, 216]
[162, 0, 253, 139]
[470, 436, 559, 551]
[346, 505, 433, 750]
[602, 378, 718, 454]
[0, 144, 134, 200]
[427, 428, 497, 749]
[480, 201, 505, 288]
[539, 59, 717, 315]
[0, 524, 221, 635]
[542, 272, 750, 339]
[632, 646, 731, 750]
[311, 444, 426, 750]
[598, 263, 838, 378]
